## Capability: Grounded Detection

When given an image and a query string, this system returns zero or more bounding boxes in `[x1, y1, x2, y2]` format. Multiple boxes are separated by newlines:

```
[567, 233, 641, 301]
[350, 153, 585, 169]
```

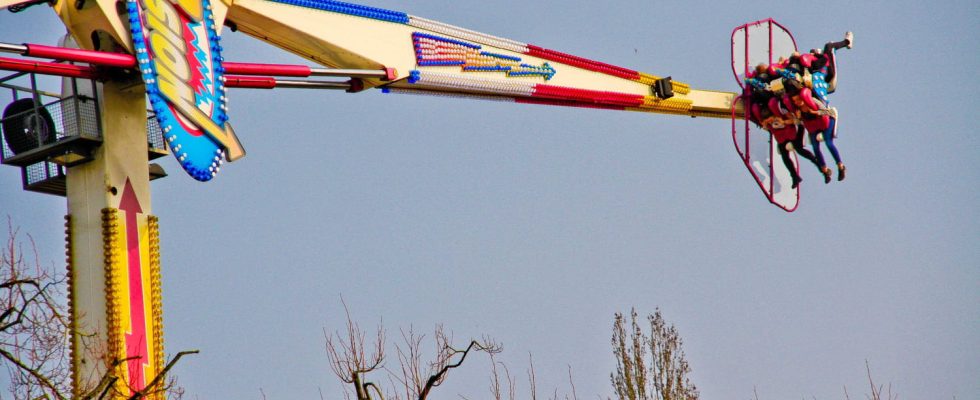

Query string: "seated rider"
[806, 31, 853, 98]
[776, 32, 853, 104]
[744, 63, 780, 122]
[745, 63, 815, 189]
[757, 97, 823, 189]
[744, 32, 853, 185]
[783, 85, 845, 182]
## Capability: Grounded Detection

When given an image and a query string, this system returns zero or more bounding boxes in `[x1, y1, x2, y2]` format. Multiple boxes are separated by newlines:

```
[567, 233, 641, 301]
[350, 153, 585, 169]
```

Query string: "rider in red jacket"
[783, 86, 845, 183]
[757, 97, 822, 189]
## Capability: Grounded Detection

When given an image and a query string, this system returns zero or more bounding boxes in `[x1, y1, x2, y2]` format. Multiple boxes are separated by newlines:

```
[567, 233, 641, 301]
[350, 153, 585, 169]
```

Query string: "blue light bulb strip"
[265, 0, 409, 24]
[463, 66, 512, 72]
[128, 0, 228, 182]
[507, 63, 556, 80]
[418, 60, 466, 67]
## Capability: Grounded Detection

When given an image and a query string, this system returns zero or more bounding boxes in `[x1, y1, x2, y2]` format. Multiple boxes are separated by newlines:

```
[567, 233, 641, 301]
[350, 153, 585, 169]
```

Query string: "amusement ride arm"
[222, 0, 742, 119]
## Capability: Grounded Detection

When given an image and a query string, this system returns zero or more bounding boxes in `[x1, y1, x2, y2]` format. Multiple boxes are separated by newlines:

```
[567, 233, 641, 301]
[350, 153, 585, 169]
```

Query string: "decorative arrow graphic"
[119, 179, 149, 391]
[413, 32, 556, 80]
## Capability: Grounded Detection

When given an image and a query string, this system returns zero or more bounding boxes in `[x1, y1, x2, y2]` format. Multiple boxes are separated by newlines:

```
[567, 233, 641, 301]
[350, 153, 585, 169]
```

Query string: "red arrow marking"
[119, 179, 149, 391]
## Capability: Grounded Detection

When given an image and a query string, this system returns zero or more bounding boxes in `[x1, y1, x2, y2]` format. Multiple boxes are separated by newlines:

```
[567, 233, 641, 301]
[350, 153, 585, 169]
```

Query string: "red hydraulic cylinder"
[25, 47, 315, 78]
[20, 44, 318, 78]
[11, 43, 316, 77]
[223, 75, 277, 89]
[23, 44, 137, 69]
[20, 47, 315, 78]
[0, 56, 99, 79]
[5, 42, 395, 81]
[223, 62, 312, 77]
[223, 75, 354, 90]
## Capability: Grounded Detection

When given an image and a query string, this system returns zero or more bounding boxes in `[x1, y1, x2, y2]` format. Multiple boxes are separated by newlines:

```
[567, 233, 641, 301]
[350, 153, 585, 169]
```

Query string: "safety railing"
[1, 71, 168, 196]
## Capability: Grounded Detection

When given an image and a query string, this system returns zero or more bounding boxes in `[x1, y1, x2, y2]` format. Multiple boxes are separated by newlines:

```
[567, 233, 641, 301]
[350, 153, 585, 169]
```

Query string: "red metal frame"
[729, 18, 799, 212]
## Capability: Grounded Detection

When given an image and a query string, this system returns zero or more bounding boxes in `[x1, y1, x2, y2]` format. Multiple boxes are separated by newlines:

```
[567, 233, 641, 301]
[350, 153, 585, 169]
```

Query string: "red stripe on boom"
[532, 84, 645, 108]
[525, 45, 640, 80]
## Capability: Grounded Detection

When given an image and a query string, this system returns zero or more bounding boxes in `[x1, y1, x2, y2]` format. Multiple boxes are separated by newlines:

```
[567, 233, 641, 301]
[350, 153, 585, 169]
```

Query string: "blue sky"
[1, 0, 978, 399]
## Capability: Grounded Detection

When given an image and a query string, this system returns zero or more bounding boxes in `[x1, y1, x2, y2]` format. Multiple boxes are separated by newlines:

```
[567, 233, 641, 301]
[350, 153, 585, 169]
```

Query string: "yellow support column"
[66, 78, 164, 398]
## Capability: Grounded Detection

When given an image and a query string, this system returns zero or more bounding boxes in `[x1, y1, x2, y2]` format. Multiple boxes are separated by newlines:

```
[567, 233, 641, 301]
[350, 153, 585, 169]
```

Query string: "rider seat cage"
[730, 18, 800, 212]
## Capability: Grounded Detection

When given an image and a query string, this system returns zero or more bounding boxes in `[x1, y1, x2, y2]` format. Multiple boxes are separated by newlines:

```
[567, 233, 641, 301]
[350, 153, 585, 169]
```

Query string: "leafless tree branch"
[567, 365, 578, 400]
[1, 218, 71, 399]
[527, 353, 538, 400]
[124, 350, 199, 399]
[326, 302, 505, 400]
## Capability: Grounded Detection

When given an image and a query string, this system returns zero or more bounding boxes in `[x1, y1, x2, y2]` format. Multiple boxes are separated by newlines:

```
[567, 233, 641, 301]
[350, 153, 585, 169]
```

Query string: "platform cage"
[0, 71, 168, 196]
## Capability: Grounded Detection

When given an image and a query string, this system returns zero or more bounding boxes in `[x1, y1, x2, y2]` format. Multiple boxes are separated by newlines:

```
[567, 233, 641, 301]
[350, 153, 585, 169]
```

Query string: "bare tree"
[610, 308, 698, 400]
[488, 351, 515, 400]
[842, 361, 897, 400]
[325, 302, 502, 400]
[0, 219, 71, 399]
[471, 352, 579, 400]
[862, 360, 897, 400]
[324, 300, 386, 400]
[393, 325, 501, 400]
[754, 360, 899, 400]
[0, 219, 195, 399]
[526, 354, 538, 400]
